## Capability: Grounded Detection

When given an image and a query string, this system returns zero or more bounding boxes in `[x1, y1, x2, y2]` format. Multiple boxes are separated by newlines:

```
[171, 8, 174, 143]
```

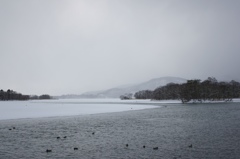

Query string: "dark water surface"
[0, 103, 240, 159]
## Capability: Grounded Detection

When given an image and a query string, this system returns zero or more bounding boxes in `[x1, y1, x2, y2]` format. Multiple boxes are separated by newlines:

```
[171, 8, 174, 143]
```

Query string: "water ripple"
[0, 103, 240, 158]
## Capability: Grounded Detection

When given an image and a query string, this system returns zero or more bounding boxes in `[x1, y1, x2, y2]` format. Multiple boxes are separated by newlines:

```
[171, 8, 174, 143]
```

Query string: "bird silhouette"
[46, 149, 52, 152]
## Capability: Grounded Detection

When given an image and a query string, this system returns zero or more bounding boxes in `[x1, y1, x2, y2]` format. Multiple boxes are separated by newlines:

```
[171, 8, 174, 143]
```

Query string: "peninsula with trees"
[0, 89, 51, 101]
[122, 77, 240, 103]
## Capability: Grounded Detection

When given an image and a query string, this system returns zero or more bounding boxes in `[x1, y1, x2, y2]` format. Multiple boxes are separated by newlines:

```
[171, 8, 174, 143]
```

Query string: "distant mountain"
[126, 76, 187, 91]
[59, 77, 186, 99]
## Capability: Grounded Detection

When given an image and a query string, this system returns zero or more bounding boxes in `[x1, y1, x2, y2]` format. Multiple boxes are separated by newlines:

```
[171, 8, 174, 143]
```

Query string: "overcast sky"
[1, 0, 240, 95]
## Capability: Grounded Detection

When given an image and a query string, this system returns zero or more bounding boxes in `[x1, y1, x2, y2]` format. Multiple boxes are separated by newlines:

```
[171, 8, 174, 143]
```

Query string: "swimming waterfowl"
[153, 147, 158, 150]
[46, 149, 52, 152]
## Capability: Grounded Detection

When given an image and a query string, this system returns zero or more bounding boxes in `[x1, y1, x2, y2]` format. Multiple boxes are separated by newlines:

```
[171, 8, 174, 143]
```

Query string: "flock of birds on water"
[9, 126, 193, 156]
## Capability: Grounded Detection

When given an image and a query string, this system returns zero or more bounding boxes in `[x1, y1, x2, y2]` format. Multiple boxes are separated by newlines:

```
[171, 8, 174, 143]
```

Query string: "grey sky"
[0, 0, 240, 95]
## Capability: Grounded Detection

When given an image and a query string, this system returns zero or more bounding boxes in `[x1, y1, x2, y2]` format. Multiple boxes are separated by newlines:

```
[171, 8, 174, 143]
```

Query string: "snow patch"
[0, 99, 158, 120]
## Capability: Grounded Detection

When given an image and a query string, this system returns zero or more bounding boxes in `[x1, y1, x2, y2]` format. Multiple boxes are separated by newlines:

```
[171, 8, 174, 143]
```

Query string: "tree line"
[133, 77, 240, 103]
[0, 89, 51, 101]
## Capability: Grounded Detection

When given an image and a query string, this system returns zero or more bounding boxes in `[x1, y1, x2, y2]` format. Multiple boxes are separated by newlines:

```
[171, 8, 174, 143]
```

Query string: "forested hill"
[132, 77, 240, 103]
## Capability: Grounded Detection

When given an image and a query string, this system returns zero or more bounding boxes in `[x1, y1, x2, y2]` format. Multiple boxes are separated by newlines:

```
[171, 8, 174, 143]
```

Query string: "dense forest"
[131, 77, 240, 103]
[0, 89, 51, 101]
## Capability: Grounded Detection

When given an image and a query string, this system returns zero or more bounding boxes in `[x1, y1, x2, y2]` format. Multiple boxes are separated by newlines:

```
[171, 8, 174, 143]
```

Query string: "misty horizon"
[1, 0, 240, 96]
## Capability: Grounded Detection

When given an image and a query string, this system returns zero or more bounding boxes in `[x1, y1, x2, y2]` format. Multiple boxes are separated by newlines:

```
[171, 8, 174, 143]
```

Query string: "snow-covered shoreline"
[1, 98, 240, 121]
[0, 99, 159, 121]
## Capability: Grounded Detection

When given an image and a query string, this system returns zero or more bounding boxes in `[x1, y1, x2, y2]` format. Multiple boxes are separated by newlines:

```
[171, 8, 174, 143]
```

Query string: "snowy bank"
[0, 99, 158, 120]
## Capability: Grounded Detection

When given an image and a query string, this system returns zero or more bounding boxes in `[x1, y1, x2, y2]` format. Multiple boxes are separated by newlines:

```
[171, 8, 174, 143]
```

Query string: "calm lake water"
[0, 102, 240, 159]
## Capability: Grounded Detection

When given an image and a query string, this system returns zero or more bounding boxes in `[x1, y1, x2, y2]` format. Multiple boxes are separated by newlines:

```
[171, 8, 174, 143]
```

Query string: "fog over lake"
[1, 0, 240, 95]
[1, 1, 240, 158]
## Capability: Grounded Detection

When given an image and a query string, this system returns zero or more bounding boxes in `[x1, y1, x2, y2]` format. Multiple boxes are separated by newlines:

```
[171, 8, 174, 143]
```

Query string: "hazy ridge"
[60, 77, 186, 99]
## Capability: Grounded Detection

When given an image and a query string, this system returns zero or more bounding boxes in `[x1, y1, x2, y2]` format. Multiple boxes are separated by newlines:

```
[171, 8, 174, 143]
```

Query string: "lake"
[0, 100, 240, 159]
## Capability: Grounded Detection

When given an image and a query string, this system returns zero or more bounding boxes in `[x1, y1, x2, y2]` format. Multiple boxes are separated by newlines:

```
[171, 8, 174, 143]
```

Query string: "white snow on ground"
[1, 98, 239, 121]
[0, 99, 158, 120]
[44, 98, 181, 104]
[233, 98, 240, 102]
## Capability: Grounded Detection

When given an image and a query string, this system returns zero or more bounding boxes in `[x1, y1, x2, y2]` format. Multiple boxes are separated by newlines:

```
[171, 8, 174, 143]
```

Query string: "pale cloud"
[0, 0, 240, 95]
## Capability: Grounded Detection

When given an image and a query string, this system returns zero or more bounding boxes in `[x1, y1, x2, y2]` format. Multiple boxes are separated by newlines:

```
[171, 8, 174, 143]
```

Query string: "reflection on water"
[0, 102, 240, 159]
